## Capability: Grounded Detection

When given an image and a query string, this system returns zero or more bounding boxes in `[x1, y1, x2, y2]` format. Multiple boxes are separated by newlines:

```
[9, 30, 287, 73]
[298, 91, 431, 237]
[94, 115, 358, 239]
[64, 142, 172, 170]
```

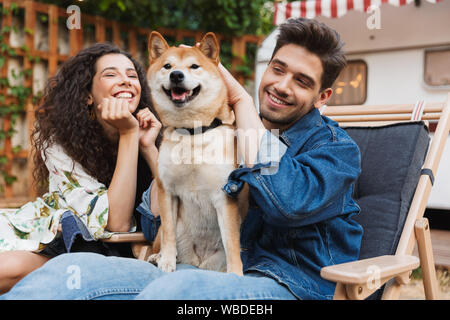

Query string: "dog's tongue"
[171, 90, 187, 101]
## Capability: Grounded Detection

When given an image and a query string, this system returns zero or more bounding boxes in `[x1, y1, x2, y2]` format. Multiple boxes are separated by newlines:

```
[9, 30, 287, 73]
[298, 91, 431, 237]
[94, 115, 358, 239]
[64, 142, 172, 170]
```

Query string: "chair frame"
[320, 93, 450, 300]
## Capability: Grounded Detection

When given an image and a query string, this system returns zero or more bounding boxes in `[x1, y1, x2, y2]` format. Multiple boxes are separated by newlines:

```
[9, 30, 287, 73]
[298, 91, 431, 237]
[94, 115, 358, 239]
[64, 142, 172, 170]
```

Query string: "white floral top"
[0, 143, 113, 252]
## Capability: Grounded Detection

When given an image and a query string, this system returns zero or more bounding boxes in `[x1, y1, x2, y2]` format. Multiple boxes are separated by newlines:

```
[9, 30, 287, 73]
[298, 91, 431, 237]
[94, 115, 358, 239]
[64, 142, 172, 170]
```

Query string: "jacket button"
[229, 183, 238, 192]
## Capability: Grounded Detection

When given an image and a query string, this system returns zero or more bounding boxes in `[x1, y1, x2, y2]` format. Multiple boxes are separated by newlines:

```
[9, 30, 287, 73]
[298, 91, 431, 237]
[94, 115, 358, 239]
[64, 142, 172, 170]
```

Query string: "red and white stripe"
[411, 100, 425, 121]
[273, 0, 443, 24]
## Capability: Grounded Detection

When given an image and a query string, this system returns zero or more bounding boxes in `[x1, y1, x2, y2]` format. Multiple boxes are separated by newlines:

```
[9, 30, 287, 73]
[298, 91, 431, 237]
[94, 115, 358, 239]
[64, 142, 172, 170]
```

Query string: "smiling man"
[215, 18, 363, 299]
[260, 44, 329, 128]
[1, 18, 363, 301]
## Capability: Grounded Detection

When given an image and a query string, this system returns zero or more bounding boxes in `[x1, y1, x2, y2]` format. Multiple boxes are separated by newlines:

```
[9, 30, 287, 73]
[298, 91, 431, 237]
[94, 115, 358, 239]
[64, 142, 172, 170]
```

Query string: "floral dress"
[0, 143, 113, 253]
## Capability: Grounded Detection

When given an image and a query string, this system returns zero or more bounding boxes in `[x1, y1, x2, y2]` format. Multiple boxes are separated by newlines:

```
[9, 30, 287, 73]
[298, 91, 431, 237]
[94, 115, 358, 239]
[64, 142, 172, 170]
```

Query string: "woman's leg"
[1, 252, 165, 300]
[0, 251, 50, 294]
[136, 269, 297, 300]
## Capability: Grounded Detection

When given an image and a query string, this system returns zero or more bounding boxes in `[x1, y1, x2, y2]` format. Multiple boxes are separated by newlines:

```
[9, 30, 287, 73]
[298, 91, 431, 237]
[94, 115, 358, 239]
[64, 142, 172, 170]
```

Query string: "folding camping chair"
[320, 93, 450, 300]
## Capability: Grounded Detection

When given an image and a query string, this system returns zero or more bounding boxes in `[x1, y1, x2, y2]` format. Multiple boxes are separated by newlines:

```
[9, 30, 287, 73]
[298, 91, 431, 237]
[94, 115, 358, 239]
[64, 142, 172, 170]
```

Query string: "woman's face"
[89, 53, 142, 114]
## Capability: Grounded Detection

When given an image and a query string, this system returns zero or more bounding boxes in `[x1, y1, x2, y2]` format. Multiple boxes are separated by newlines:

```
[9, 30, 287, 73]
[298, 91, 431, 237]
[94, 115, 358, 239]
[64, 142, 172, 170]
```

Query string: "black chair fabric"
[344, 121, 430, 299]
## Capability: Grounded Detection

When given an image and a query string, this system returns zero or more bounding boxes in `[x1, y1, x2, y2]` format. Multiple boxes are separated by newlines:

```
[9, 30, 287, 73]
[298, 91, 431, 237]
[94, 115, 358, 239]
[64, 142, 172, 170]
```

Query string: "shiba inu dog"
[146, 31, 247, 275]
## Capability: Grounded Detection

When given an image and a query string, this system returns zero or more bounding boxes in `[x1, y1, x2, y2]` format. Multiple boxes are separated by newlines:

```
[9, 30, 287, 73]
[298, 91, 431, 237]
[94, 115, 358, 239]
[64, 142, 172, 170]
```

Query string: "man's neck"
[261, 117, 295, 133]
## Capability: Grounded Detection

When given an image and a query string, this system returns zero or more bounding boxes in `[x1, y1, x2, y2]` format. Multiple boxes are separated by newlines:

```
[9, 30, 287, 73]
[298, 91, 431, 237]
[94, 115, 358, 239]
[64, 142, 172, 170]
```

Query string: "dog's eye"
[190, 64, 200, 69]
[163, 63, 171, 70]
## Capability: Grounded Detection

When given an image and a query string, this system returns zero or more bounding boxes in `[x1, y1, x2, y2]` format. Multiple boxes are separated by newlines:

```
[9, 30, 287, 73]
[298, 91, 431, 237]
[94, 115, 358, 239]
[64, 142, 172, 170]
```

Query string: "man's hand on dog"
[218, 62, 253, 110]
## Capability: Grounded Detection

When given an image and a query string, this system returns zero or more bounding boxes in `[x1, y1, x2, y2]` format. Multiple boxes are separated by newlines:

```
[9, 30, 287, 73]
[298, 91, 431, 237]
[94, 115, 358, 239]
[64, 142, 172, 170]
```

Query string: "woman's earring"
[87, 94, 96, 120]
[88, 104, 96, 120]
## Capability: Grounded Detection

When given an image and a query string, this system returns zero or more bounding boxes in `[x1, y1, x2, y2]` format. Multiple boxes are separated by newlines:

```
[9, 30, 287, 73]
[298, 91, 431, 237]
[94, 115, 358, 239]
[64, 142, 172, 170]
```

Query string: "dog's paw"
[227, 265, 244, 276]
[228, 269, 244, 277]
[147, 253, 160, 265]
[157, 255, 177, 273]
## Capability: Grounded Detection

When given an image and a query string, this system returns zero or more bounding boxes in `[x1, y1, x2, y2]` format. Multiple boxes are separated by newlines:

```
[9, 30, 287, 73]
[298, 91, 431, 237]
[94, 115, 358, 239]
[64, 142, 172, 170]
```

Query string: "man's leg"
[0, 252, 164, 300]
[136, 269, 296, 300]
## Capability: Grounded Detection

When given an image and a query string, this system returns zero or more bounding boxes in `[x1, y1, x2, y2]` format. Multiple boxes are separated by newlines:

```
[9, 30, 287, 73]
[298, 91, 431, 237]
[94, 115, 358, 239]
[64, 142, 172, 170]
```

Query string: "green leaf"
[4, 174, 17, 185]
[99, 0, 111, 11]
[7, 127, 17, 137]
[39, 14, 48, 23]
[20, 44, 29, 53]
[7, 47, 16, 56]
[117, 1, 126, 11]
[24, 68, 33, 77]
[24, 27, 34, 35]
[1, 25, 11, 34]
[0, 77, 9, 86]
[10, 3, 18, 13]
[12, 145, 22, 154]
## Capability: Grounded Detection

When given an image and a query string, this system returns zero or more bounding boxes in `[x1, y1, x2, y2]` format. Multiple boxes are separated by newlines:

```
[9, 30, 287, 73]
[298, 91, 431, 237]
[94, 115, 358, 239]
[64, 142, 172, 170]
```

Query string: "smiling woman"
[0, 42, 162, 294]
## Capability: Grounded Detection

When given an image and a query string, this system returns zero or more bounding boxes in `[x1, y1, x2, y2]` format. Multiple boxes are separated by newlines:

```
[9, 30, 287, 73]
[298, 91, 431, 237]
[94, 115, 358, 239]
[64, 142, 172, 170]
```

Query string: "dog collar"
[175, 118, 223, 135]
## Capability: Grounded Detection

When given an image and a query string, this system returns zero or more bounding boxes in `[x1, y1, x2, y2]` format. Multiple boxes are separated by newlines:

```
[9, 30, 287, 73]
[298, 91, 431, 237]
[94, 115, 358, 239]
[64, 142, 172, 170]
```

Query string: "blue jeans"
[1, 253, 296, 300]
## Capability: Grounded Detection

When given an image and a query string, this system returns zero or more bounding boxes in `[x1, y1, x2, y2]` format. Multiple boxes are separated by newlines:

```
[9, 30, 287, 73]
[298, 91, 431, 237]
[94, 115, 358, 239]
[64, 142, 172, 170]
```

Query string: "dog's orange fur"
[146, 32, 247, 275]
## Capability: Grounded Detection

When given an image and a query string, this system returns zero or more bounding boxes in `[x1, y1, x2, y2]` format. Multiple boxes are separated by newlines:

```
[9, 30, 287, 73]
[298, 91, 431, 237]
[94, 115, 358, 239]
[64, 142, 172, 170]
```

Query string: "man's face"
[258, 44, 331, 130]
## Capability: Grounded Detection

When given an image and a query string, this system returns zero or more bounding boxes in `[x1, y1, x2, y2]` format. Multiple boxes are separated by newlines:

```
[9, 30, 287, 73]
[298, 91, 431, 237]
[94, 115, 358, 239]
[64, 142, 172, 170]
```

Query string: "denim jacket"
[138, 108, 363, 300]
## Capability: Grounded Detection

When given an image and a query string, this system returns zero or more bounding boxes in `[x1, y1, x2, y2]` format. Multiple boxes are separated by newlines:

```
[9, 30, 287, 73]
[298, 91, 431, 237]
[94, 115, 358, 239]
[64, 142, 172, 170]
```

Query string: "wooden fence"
[0, 0, 264, 207]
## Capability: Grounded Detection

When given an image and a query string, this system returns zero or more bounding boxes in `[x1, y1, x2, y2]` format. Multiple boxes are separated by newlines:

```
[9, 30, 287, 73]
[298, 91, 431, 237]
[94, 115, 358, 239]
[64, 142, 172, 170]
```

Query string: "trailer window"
[424, 48, 450, 87]
[327, 60, 367, 106]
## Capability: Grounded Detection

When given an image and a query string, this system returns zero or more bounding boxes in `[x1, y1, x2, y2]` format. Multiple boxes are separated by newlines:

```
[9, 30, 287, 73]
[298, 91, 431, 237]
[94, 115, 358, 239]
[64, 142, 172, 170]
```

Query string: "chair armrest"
[102, 232, 153, 260]
[102, 232, 147, 243]
[320, 255, 420, 300]
[321, 255, 419, 284]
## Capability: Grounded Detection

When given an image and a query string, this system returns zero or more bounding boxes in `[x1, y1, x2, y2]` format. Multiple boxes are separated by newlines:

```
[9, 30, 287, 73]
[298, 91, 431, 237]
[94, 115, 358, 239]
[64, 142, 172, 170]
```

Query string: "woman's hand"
[98, 97, 139, 135]
[136, 108, 161, 181]
[137, 108, 162, 149]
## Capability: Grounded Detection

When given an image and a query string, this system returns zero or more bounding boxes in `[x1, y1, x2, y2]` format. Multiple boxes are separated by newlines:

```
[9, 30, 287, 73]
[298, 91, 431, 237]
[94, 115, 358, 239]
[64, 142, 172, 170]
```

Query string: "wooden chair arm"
[102, 232, 147, 243]
[321, 255, 419, 284]
[102, 232, 153, 260]
[320, 255, 420, 300]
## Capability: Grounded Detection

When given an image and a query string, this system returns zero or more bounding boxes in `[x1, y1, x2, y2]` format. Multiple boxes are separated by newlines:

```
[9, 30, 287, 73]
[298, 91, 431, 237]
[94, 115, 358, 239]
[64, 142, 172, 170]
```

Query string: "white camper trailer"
[254, 0, 450, 212]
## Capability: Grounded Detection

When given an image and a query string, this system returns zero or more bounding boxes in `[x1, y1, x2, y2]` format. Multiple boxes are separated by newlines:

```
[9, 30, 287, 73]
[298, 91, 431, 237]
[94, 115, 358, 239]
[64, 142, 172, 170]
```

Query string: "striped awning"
[273, 0, 443, 25]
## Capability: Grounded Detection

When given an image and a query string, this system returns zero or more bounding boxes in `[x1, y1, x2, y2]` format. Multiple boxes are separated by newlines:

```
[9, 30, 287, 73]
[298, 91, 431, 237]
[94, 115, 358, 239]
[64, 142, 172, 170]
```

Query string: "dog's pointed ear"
[199, 32, 220, 65]
[148, 31, 169, 65]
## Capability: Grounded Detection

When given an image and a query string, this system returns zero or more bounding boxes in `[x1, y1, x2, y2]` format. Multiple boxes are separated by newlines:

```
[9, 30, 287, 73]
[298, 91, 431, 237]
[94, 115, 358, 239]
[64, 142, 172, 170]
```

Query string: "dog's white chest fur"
[158, 126, 237, 271]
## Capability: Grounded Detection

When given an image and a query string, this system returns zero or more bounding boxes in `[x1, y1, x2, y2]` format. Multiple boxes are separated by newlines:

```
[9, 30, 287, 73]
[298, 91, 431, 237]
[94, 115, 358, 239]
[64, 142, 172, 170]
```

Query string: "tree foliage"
[37, 0, 276, 36]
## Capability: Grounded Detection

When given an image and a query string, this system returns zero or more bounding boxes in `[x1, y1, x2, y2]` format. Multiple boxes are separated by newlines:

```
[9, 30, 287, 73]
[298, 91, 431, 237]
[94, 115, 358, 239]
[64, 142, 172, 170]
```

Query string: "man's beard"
[260, 101, 315, 126]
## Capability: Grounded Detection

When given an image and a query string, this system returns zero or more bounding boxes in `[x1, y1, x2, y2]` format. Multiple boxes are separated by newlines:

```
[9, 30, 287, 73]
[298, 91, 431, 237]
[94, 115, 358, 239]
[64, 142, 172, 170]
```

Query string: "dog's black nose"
[170, 71, 184, 84]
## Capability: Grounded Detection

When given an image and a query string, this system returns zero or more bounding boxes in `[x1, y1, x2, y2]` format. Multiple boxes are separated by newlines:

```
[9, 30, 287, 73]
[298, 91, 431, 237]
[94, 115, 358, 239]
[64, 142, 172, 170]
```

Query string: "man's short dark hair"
[271, 18, 347, 91]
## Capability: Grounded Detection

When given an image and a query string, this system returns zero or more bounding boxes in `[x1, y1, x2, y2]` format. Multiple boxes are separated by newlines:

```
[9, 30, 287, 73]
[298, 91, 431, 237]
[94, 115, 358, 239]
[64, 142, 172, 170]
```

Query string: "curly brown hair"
[32, 43, 155, 190]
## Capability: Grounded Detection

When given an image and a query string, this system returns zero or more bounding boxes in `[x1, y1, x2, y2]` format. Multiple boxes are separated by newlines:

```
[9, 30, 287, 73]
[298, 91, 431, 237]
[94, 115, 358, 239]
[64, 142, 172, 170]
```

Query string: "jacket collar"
[274, 108, 323, 147]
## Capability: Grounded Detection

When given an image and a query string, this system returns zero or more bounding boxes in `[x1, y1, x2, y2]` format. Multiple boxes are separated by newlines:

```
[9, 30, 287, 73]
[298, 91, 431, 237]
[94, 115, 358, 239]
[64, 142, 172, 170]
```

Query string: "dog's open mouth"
[163, 85, 201, 105]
